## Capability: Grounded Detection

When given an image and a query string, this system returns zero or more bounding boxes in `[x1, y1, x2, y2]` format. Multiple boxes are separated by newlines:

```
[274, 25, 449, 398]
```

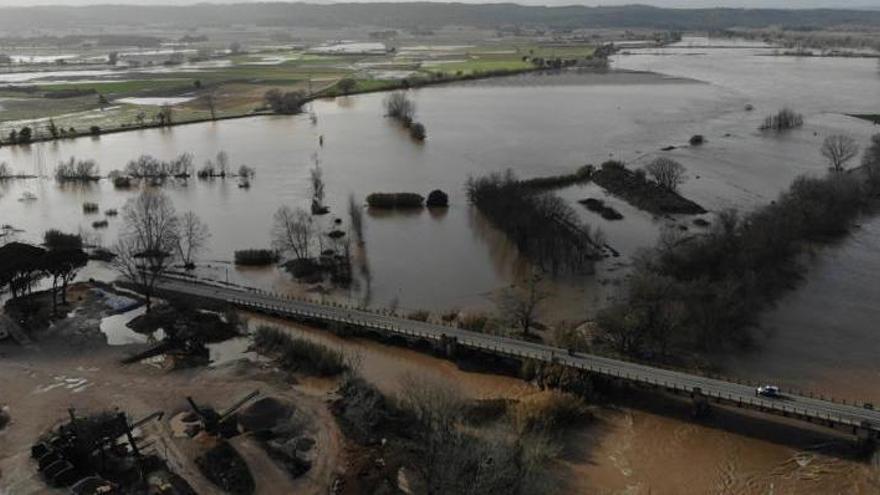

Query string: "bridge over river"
[155, 277, 880, 443]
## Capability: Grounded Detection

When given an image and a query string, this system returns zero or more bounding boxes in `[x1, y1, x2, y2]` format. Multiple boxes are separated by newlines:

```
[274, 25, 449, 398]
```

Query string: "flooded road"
[3, 35, 880, 493]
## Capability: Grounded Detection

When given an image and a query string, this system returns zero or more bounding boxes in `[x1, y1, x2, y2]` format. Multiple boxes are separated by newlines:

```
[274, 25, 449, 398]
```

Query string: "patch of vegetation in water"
[578, 197, 624, 220]
[233, 249, 278, 266]
[366, 192, 424, 208]
[597, 170, 874, 359]
[592, 161, 705, 215]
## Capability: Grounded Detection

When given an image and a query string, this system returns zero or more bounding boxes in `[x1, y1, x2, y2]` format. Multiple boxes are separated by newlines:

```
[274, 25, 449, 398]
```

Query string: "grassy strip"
[253, 325, 346, 377]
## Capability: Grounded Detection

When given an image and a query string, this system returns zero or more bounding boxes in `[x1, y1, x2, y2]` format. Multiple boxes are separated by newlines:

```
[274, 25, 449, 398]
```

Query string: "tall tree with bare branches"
[112, 190, 180, 311]
[497, 272, 548, 337]
[821, 134, 859, 173]
[176, 211, 210, 269]
[271, 206, 314, 260]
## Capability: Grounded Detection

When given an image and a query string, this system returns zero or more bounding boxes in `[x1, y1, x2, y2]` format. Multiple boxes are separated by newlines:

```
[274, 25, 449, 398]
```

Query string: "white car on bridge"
[756, 385, 782, 398]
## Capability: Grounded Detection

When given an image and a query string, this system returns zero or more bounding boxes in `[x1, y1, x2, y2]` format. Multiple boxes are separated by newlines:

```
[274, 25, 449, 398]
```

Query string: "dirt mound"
[237, 397, 293, 432]
[195, 441, 255, 495]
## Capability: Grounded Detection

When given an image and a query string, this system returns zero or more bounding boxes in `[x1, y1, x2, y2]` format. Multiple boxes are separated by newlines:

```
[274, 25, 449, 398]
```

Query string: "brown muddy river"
[3, 36, 880, 493]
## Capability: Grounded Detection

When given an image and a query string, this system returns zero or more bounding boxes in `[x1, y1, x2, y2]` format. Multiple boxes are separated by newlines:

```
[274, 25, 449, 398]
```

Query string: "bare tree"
[645, 157, 687, 192]
[112, 190, 180, 311]
[821, 134, 859, 173]
[271, 206, 314, 260]
[176, 212, 210, 269]
[383, 91, 416, 125]
[309, 153, 326, 214]
[348, 194, 365, 246]
[216, 151, 230, 177]
[497, 272, 547, 337]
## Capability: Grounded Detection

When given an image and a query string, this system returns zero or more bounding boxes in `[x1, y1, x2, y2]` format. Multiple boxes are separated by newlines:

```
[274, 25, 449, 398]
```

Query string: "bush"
[384, 91, 415, 124]
[510, 391, 590, 434]
[44, 229, 83, 250]
[89, 125, 101, 136]
[578, 198, 623, 220]
[459, 313, 490, 333]
[409, 122, 426, 140]
[264, 89, 306, 114]
[113, 176, 132, 188]
[253, 326, 346, 376]
[407, 310, 430, 322]
[234, 249, 278, 266]
[366, 192, 424, 208]
[426, 189, 449, 207]
[689, 134, 705, 146]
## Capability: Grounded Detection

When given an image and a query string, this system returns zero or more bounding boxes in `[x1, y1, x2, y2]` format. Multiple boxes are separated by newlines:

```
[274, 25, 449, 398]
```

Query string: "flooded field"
[3, 35, 880, 493]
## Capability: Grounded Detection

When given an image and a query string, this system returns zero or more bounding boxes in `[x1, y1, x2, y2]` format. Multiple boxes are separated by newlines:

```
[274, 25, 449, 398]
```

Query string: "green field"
[0, 41, 596, 141]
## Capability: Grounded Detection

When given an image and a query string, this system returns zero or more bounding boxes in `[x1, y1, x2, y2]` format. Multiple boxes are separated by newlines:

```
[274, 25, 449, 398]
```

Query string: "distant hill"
[1, 3, 880, 32]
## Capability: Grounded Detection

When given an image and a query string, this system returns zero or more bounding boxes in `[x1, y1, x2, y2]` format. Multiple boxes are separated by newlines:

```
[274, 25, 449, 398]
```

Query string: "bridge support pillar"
[691, 388, 710, 418]
[856, 422, 877, 452]
[439, 335, 458, 359]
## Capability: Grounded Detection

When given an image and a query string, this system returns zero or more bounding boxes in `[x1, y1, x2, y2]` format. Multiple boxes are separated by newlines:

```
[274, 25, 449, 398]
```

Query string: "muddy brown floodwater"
[3, 35, 880, 493]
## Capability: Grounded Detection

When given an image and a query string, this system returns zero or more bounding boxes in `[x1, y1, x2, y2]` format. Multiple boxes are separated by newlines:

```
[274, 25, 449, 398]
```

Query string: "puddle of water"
[208, 336, 260, 367]
[116, 96, 197, 106]
[99, 306, 164, 346]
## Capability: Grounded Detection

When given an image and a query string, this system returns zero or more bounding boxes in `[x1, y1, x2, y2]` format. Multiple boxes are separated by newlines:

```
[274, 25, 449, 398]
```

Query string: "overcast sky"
[0, 0, 875, 8]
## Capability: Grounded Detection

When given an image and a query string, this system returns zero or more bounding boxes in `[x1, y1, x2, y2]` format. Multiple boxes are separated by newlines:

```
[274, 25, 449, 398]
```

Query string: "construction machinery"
[185, 390, 260, 437]
[30, 408, 164, 491]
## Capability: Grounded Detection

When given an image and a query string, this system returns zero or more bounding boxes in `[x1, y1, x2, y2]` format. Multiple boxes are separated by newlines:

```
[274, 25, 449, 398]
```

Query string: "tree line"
[597, 133, 880, 359]
[466, 170, 602, 274]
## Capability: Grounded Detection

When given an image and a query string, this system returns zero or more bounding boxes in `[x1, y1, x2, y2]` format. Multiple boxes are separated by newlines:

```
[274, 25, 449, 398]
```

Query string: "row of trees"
[0, 230, 88, 313]
[125, 153, 193, 178]
[466, 170, 602, 274]
[383, 91, 427, 141]
[55, 157, 100, 182]
[598, 134, 880, 357]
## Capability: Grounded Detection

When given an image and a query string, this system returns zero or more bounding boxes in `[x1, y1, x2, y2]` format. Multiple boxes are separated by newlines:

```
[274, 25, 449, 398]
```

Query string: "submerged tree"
[309, 153, 327, 214]
[348, 194, 365, 246]
[383, 91, 416, 126]
[112, 190, 180, 311]
[271, 206, 314, 260]
[176, 212, 210, 269]
[645, 157, 687, 192]
[821, 134, 859, 173]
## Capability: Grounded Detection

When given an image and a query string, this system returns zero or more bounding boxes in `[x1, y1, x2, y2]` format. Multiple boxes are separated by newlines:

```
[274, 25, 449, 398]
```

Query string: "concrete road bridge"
[154, 276, 880, 445]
